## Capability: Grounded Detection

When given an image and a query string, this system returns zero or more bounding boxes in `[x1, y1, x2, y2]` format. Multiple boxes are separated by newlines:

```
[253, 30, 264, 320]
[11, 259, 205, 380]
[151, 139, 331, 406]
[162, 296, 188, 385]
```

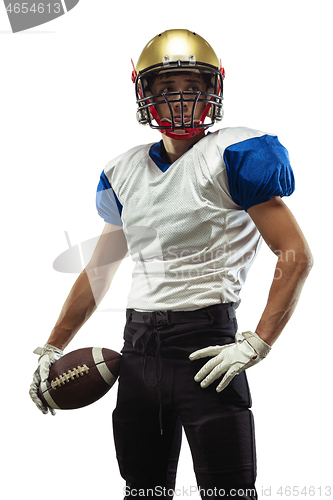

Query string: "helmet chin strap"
[161, 126, 208, 141]
[157, 117, 206, 140]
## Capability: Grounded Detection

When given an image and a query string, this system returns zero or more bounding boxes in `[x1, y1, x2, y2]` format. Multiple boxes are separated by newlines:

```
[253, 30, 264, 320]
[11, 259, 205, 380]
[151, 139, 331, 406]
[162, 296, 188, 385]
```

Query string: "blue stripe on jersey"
[149, 138, 201, 172]
[223, 134, 295, 211]
[96, 171, 123, 226]
[149, 141, 172, 172]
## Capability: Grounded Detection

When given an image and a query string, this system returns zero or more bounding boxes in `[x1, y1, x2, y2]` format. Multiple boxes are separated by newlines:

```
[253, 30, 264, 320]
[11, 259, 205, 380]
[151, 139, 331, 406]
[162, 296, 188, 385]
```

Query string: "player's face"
[150, 73, 208, 129]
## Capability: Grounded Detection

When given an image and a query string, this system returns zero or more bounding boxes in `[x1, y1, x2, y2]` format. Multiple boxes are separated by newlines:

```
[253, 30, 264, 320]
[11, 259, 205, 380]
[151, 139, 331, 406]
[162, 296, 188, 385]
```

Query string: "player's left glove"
[189, 331, 271, 392]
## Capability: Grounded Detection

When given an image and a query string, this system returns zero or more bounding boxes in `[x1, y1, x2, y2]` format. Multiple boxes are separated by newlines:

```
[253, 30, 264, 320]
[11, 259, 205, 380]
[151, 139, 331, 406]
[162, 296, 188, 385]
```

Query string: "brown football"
[37, 347, 121, 410]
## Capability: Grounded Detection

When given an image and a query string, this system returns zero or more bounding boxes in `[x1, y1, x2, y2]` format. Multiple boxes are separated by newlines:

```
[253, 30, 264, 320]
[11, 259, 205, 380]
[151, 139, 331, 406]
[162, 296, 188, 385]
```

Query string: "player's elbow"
[279, 244, 314, 277]
[296, 240, 314, 274]
[299, 250, 314, 277]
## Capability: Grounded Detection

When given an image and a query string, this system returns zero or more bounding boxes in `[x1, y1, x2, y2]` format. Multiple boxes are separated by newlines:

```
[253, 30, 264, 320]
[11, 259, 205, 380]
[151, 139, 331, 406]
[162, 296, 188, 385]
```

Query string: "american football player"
[30, 29, 313, 500]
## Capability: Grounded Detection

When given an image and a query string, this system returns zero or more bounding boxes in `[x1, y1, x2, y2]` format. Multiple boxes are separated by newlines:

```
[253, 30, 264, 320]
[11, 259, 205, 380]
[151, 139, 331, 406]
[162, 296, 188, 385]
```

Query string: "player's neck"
[161, 131, 206, 163]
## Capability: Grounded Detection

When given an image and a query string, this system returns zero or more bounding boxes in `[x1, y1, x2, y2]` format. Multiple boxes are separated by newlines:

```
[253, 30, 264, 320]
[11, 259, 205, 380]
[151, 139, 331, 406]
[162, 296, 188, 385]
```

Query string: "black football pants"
[112, 303, 257, 500]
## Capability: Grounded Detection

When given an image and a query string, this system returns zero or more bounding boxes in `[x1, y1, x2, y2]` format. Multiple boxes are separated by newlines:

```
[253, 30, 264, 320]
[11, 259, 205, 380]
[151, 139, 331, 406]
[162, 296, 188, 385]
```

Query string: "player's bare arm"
[190, 197, 313, 392]
[47, 222, 128, 350]
[248, 196, 313, 346]
[29, 222, 127, 414]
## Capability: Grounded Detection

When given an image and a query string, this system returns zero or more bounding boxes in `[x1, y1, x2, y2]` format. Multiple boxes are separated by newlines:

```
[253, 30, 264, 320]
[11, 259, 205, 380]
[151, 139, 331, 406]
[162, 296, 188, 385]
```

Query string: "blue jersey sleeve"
[96, 171, 123, 226]
[223, 134, 295, 211]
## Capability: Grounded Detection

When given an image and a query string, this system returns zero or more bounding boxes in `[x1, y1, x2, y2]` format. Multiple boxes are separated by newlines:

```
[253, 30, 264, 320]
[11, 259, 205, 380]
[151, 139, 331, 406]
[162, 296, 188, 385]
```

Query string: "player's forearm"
[255, 249, 313, 346]
[46, 269, 110, 350]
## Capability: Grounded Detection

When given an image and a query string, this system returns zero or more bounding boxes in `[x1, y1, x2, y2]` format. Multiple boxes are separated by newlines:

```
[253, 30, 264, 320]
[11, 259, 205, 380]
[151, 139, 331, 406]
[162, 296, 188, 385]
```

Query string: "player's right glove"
[189, 331, 271, 392]
[29, 344, 63, 415]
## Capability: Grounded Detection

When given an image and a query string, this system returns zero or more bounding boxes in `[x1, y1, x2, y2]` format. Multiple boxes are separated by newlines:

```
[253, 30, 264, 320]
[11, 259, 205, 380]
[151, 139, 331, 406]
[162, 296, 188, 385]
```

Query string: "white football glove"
[29, 344, 63, 415]
[189, 331, 271, 392]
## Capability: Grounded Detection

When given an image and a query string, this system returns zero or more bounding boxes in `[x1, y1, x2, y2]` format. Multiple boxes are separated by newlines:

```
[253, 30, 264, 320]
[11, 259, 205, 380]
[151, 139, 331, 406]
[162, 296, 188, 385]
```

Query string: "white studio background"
[1, 1, 332, 498]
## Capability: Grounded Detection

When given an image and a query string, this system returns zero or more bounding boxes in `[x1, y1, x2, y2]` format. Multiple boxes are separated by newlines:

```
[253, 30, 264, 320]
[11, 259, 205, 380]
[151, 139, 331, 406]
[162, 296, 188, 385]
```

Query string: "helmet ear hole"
[209, 105, 224, 121]
[136, 108, 149, 125]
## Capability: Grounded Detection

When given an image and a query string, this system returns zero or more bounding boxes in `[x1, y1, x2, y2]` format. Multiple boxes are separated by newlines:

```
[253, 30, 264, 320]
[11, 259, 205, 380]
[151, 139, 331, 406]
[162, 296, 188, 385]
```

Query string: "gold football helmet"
[131, 29, 225, 140]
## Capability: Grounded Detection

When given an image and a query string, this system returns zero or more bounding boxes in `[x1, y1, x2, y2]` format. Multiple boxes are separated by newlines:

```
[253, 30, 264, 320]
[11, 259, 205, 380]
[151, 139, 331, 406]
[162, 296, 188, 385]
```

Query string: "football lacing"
[51, 364, 90, 389]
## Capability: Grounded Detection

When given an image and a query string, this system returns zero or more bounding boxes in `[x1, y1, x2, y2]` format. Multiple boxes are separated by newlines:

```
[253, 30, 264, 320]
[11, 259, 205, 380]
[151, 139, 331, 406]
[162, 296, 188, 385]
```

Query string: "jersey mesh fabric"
[97, 127, 294, 311]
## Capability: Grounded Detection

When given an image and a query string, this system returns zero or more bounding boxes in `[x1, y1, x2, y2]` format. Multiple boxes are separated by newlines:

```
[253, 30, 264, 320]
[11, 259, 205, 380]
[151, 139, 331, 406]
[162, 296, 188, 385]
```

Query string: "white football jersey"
[96, 127, 294, 311]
